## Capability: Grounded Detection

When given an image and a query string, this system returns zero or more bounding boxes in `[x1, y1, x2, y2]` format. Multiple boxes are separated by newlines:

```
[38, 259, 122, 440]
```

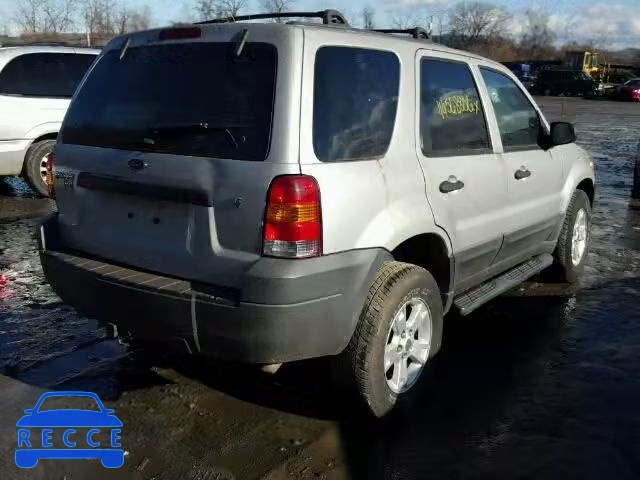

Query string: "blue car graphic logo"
[16, 391, 123, 468]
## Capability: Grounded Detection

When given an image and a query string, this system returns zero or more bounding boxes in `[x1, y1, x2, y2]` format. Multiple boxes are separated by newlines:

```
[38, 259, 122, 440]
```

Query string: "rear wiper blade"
[148, 122, 249, 134]
[146, 122, 249, 148]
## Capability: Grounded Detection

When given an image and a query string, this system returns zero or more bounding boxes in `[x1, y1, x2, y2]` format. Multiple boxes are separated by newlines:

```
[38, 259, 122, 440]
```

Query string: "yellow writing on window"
[436, 95, 480, 119]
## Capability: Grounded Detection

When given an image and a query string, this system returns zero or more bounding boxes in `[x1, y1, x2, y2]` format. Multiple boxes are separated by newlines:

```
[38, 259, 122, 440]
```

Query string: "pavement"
[0, 97, 639, 480]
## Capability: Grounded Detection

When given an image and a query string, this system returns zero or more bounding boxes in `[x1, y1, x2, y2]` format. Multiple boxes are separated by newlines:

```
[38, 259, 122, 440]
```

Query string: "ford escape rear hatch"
[54, 31, 300, 288]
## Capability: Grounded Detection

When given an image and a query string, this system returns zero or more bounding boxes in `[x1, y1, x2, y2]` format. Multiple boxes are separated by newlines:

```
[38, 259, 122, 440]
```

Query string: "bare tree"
[116, 5, 130, 34]
[590, 28, 611, 52]
[194, 0, 247, 20]
[127, 5, 152, 32]
[42, 0, 76, 33]
[391, 12, 422, 30]
[218, 0, 247, 18]
[448, 1, 511, 48]
[15, 0, 45, 34]
[114, 5, 152, 34]
[361, 5, 375, 29]
[193, 0, 217, 21]
[82, 0, 119, 46]
[82, 0, 97, 45]
[519, 8, 556, 60]
[15, 0, 78, 34]
[259, 0, 295, 22]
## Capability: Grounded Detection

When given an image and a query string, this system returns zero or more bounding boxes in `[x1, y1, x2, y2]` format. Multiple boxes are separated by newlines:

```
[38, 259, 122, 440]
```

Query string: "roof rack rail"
[374, 27, 430, 40]
[197, 9, 349, 26]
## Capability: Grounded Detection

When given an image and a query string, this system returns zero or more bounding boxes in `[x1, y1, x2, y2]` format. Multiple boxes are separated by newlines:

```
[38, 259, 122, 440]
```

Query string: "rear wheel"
[346, 261, 443, 417]
[548, 190, 592, 283]
[23, 139, 55, 197]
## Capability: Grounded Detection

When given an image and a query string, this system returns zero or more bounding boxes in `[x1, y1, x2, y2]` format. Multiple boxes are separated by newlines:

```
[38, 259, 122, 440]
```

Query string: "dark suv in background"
[531, 69, 597, 96]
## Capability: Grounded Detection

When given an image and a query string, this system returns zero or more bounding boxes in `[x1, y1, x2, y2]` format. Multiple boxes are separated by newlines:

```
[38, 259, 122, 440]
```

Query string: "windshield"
[61, 42, 277, 161]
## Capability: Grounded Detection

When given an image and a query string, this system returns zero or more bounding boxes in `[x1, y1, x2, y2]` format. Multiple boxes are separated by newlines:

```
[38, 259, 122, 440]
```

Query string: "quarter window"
[0, 53, 95, 98]
[480, 68, 541, 150]
[420, 59, 491, 156]
[313, 47, 400, 162]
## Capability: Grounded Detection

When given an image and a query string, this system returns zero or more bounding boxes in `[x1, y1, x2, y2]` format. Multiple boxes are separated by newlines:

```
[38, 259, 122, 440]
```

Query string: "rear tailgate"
[53, 25, 302, 288]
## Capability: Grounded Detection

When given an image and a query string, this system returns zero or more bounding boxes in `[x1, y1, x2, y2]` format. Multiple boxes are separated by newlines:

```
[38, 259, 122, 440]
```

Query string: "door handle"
[514, 167, 532, 180]
[439, 176, 465, 193]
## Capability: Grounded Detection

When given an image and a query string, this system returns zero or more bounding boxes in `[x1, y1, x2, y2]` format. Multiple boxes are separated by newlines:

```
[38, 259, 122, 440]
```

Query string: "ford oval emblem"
[128, 159, 147, 171]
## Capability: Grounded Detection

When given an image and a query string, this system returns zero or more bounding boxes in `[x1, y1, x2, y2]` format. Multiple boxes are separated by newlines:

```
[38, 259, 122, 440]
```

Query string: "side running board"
[454, 254, 553, 316]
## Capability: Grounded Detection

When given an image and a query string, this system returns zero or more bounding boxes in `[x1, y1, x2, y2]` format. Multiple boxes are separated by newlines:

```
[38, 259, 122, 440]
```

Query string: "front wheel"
[548, 190, 592, 283]
[346, 262, 443, 417]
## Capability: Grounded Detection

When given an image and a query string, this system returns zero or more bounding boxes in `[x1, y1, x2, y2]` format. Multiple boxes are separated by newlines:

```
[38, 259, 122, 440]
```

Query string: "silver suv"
[38, 11, 595, 417]
[0, 45, 99, 196]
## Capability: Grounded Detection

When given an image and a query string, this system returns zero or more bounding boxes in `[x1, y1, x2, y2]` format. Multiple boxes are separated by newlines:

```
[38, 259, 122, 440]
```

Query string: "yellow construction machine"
[564, 50, 603, 79]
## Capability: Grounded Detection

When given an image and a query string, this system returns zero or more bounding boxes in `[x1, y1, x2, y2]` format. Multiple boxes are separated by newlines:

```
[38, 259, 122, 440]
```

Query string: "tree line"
[7, 0, 152, 46]
[2, 0, 637, 64]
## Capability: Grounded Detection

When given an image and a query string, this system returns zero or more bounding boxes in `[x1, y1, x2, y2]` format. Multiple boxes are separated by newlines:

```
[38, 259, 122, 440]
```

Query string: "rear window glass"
[61, 42, 277, 161]
[0, 53, 95, 98]
[313, 46, 400, 162]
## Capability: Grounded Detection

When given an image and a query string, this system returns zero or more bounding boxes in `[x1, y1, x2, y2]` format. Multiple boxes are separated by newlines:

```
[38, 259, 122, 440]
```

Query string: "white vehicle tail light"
[46, 152, 55, 199]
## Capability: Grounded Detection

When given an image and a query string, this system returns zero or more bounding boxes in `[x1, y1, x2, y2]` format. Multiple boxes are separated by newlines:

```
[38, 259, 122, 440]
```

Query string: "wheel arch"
[20, 132, 58, 175]
[390, 232, 454, 310]
[576, 178, 595, 207]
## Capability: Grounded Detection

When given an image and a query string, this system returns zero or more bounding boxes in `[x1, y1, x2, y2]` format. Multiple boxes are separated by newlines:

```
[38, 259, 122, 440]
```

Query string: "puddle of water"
[0, 177, 39, 199]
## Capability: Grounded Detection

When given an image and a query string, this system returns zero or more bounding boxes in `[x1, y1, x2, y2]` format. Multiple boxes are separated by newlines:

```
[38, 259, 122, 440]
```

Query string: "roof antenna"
[234, 29, 249, 58]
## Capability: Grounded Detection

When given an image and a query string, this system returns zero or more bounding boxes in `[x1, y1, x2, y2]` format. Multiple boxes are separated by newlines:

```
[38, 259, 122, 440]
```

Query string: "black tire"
[548, 190, 592, 283]
[346, 261, 443, 418]
[23, 139, 55, 197]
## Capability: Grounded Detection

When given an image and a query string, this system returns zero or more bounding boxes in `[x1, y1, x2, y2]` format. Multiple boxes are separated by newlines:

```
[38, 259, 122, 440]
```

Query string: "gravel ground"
[0, 97, 639, 480]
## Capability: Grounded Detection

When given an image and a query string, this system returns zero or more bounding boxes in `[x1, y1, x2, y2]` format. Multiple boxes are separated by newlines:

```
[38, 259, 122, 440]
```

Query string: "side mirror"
[24, 409, 34, 414]
[550, 122, 576, 146]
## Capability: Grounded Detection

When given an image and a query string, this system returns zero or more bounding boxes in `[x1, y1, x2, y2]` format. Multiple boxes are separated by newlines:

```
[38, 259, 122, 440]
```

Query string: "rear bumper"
[38, 215, 390, 363]
[0, 139, 30, 176]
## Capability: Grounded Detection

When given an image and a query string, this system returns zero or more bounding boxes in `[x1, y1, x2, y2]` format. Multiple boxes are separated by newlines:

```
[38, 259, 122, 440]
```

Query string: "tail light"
[46, 152, 55, 199]
[263, 175, 322, 259]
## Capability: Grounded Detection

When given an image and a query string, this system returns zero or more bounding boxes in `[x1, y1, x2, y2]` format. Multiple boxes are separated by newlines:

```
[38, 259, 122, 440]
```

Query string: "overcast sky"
[1, 0, 639, 49]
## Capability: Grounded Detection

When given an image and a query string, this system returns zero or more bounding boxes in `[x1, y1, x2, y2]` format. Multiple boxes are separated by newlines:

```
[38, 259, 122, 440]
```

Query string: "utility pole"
[428, 11, 447, 42]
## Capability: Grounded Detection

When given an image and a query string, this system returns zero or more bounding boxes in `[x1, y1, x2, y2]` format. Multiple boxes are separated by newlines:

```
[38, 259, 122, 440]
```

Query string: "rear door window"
[313, 46, 400, 162]
[420, 59, 491, 156]
[0, 53, 95, 98]
[61, 43, 277, 161]
[480, 68, 541, 151]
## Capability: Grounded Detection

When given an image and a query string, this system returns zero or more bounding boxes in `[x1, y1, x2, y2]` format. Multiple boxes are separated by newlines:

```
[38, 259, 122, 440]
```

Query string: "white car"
[0, 45, 99, 196]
